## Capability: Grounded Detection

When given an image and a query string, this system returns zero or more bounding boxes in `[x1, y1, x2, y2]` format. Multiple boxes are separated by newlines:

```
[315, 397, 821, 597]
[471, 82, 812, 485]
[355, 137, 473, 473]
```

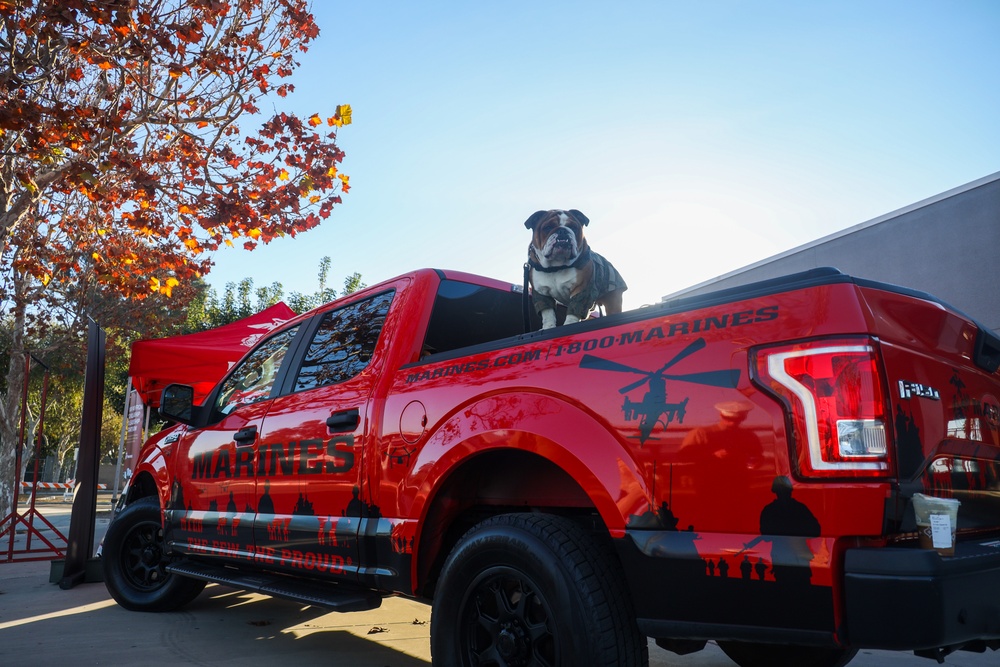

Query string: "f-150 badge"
[898, 380, 940, 401]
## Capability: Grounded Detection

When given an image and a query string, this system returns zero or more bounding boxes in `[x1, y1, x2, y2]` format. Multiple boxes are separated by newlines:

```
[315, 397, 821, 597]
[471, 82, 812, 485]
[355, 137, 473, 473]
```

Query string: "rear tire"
[718, 640, 858, 667]
[431, 513, 647, 666]
[102, 496, 206, 612]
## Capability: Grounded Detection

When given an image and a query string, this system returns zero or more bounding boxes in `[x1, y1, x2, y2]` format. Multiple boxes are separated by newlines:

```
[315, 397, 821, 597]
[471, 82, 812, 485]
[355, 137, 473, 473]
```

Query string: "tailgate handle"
[233, 425, 257, 446]
[327, 409, 360, 433]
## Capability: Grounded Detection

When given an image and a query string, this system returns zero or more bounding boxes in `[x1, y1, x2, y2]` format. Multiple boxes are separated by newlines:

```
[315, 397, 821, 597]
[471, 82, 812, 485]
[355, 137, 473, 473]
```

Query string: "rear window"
[421, 280, 537, 356]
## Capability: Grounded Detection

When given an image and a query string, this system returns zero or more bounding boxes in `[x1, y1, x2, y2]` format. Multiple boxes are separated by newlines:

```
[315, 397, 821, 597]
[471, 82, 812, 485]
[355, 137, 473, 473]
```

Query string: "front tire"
[717, 640, 858, 667]
[102, 496, 205, 612]
[431, 513, 647, 667]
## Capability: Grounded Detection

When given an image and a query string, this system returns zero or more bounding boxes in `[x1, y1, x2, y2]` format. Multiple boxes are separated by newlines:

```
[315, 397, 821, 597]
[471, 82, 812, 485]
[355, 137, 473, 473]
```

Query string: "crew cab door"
[252, 290, 395, 581]
[164, 324, 303, 560]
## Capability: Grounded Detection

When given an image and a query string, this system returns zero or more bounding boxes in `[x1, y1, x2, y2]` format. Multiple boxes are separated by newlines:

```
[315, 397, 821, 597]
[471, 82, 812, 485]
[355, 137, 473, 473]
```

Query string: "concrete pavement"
[0, 497, 995, 666]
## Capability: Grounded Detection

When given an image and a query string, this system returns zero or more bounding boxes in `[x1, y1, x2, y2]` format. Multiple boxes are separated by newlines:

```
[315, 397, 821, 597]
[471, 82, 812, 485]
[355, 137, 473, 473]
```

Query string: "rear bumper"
[844, 538, 1000, 650]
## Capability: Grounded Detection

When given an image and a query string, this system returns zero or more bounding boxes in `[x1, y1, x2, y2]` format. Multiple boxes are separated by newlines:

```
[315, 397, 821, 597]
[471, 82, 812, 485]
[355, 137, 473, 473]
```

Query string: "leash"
[522, 262, 532, 333]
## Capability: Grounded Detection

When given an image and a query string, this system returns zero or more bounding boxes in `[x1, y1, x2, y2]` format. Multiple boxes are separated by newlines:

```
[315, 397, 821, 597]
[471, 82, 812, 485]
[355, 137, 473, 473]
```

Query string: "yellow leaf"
[149, 277, 160, 292]
[308, 114, 322, 127]
[92, 252, 102, 262]
[309, 195, 321, 204]
[224, 238, 233, 247]
[337, 104, 352, 125]
[166, 277, 179, 288]
[278, 169, 289, 181]
[247, 228, 262, 239]
[41, 273, 51, 286]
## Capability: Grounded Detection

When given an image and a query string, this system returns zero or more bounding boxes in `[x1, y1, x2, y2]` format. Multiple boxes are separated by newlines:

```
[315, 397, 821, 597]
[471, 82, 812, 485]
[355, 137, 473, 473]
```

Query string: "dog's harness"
[522, 247, 626, 330]
[524, 246, 591, 331]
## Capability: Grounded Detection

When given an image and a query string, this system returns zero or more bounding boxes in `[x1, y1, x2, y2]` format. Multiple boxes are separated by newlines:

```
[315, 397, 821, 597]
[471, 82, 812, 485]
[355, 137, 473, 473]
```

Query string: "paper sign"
[930, 514, 952, 549]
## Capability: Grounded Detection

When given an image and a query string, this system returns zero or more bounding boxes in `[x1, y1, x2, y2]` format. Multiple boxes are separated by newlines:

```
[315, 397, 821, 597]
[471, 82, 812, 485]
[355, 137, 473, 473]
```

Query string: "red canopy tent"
[128, 302, 297, 408]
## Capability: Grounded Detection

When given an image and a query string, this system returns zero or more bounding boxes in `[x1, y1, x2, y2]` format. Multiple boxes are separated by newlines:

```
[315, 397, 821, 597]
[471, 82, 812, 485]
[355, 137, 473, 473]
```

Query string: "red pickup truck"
[103, 267, 1000, 667]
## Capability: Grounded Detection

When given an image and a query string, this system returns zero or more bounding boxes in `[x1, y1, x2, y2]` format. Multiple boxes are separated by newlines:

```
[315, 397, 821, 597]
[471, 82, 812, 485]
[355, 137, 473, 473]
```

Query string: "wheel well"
[415, 448, 604, 597]
[124, 471, 159, 505]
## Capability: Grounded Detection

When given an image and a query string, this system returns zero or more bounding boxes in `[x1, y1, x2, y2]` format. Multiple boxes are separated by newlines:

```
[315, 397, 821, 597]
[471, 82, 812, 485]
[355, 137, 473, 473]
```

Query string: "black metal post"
[59, 319, 106, 589]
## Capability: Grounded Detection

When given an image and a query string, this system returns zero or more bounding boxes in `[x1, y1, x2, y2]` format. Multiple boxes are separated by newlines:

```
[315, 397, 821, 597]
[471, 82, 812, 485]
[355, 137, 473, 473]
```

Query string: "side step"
[167, 560, 383, 612]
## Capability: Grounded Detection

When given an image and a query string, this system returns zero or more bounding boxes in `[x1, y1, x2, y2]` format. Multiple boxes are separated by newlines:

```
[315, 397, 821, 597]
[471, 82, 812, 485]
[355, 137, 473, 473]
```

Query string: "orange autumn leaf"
[308, 114, 322, 127]
[247, 228, 262, 239]
[159, 276, 179, 298]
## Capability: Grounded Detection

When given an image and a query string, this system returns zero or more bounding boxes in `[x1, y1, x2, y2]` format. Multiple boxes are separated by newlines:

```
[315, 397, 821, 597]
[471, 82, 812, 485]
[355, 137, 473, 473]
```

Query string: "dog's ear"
[524, 210, 547, 230]
[568, 209, 589, 226]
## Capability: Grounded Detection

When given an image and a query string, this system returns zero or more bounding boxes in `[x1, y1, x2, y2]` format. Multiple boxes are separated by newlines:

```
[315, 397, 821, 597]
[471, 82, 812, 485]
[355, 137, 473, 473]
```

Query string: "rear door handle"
[234, 425, 257, 446]
[326, 409, 360, 433]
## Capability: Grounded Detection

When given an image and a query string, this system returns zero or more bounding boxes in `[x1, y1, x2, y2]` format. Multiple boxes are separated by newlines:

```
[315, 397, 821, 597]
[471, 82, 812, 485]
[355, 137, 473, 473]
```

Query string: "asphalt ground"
[0, 495, 995, 666]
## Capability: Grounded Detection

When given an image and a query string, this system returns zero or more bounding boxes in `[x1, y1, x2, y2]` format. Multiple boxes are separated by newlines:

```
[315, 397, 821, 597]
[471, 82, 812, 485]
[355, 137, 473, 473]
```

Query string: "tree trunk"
[0, 300, 27, 523]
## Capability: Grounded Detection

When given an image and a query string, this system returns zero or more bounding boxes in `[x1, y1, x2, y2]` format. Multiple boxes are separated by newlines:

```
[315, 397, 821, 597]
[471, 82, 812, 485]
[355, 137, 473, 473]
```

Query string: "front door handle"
[234, 425, 257, 447]
[326, 409, 360, 433]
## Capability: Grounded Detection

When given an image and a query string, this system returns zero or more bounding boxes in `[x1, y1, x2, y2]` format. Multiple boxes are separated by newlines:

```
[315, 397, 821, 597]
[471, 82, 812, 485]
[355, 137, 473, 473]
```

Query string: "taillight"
[753, 337, 892, 479]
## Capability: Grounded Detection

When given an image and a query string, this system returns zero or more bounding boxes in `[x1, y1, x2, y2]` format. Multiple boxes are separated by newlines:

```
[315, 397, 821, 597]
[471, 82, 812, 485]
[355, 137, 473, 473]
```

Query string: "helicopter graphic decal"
[579, 337, 741, 445]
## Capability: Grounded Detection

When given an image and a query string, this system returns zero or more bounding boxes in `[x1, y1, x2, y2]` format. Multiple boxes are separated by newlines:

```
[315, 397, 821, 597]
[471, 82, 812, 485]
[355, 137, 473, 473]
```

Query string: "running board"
[167, 560, 383, 612]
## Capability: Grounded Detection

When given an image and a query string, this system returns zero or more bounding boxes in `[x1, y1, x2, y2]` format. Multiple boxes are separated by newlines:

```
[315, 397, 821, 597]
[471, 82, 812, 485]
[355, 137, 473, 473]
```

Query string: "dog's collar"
[528, 246, 591, 273]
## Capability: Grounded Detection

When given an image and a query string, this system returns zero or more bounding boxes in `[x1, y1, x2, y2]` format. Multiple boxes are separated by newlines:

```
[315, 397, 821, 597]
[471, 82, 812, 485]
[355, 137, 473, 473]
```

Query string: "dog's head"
[524, 209, 590, 269]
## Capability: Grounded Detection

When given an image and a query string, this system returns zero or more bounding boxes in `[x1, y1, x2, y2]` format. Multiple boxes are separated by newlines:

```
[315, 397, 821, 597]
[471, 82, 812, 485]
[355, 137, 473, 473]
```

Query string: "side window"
[216, 325, 300, 415]
[294, 291, 394, 392]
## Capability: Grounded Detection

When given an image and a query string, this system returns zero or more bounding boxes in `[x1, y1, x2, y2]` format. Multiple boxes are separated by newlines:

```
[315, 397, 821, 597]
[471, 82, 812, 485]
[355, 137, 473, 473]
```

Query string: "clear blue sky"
[206, 0, 1000, 311]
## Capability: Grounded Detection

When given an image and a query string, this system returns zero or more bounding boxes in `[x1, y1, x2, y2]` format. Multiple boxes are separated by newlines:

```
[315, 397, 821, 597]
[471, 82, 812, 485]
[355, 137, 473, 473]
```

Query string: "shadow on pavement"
[0, 561, 431, 666]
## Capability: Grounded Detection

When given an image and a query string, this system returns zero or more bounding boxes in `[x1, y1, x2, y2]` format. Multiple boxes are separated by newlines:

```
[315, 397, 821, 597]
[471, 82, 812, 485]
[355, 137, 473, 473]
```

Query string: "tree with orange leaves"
[0, 0, 351, 518]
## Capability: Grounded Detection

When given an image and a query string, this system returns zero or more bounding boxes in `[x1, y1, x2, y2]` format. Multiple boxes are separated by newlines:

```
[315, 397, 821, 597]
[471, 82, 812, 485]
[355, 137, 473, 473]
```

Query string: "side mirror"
[160, 384, 195, 425]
